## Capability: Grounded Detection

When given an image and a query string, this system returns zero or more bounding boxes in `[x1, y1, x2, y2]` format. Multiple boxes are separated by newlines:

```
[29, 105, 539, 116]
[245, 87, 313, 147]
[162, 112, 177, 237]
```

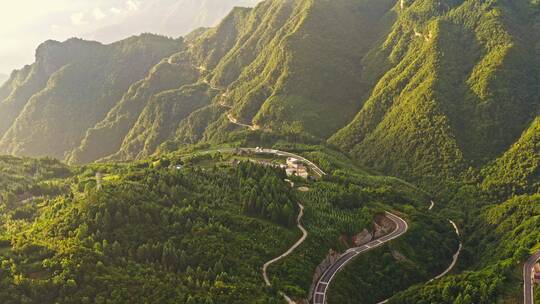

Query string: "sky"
[0, 1, 145, 74]
[0, 0, 260, 75]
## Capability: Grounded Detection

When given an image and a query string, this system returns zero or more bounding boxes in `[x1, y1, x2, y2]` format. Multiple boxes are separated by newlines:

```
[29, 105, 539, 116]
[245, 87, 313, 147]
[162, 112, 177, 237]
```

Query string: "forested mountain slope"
[0, 147, 455, 303]
[0, 1, 538, 303]
[69, 0, 399, 163]
[481, 117, 540, 198]
[85, 0, 540, 176]
[0, 35, 183, 160]
[1, 0, 539, 179]
[331, 0, 540, 181]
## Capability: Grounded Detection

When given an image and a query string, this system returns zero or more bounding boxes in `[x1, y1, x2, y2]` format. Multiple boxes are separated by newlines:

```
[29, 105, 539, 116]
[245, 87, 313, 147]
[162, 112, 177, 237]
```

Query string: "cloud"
[126, 1, 141, 11]
[110, 7, 123, 15]
[93, 8, 107, 21]
[70, 12, 88, 26]
[50, 24, 61, 31]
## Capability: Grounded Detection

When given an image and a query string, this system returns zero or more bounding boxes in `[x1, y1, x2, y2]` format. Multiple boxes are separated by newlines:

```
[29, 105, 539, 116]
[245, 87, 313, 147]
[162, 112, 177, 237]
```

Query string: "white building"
[287, 157, 303, 169]
[297, 168, 309, 179]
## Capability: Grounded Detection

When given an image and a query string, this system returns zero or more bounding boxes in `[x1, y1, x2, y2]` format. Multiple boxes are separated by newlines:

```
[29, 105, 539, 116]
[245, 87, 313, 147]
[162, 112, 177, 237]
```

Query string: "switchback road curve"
[311, 212, 408, 304]
[377, 203, 462, 304]
[524, 251, 540, 304]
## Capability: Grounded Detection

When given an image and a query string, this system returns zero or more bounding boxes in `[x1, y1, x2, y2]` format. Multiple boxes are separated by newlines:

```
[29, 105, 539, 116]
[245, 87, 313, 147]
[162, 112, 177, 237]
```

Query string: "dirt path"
[262, 203, 308, 303]
[227, 113, 258, 131]
[431, 220, 462, 281]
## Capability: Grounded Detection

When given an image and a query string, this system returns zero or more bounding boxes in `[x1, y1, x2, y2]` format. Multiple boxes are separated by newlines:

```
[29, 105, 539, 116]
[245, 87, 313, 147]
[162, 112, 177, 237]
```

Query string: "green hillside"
[482, 117, 540, 198]
[63, 0, 399, 163]
[67, 54, 202, 164]
[110, 84, 220, 160]
[0, 35, 183, 160]
[331, 0, 540, 181]
[0, 147, 455, 303]
[0, 0, 538, 303]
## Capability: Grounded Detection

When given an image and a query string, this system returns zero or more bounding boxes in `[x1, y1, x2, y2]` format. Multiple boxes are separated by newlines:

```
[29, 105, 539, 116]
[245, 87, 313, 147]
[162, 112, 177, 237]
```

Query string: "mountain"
[481, 117, 540, 197]
[69, 0, 398, 163]
[1, 0, 539, 181]
[80, 0, 540, 179]
[0, 34, 183, 160]
[330, 0, 540, 181]
[0, 0, 539, 303]
[89, 0, 263, 43]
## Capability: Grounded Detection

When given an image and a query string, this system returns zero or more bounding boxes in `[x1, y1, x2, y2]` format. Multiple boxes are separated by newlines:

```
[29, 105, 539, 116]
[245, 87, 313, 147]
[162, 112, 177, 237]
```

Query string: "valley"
[0, 0, 538, 303]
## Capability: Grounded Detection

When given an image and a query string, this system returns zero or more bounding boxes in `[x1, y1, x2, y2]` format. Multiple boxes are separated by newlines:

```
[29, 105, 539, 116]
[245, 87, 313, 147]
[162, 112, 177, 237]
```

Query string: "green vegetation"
[109, 84, 220, 161]
[481, 117, 540, 199]
[328, 211, 458, 304]
[0, 146, 458, 303]
[331, 0, 540, 182]
[0, 157, 299, 303]
[0, 155, 71, 201]
[0, 0, 538, 303]
[237, 162, 297, 227]
[0, 35, 183, 160]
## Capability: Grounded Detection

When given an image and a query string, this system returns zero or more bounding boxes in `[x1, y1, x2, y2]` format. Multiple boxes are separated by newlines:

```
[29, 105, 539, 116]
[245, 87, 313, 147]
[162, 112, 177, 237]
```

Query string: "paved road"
[270, 149, 327, 177]
[211, 147, 327, 177]
[377, 203, 462, 304]
[312, 212, 408, 304]
[524, 251, 540, 304]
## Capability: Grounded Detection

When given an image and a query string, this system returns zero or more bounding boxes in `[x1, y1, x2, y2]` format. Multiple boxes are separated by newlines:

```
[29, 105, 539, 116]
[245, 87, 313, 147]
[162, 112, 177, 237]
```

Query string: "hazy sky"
[0, 0, 260, 74]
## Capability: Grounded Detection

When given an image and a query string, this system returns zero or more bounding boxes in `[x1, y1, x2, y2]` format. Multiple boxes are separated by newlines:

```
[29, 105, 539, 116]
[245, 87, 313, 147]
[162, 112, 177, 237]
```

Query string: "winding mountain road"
[430, 220, 462, 281]
[312, 212, 409, 304]
[262, 203, 308, 303]
[206, 148, 410, 303]
[524, 251, 540, 304]
[211, 147, 327, 177]
[227, 113, 258, 131]
[377, 202, 462, 304]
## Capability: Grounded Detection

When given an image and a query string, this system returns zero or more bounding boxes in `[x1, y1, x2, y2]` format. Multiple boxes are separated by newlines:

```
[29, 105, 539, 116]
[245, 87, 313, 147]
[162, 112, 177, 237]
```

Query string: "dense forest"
[0, 0, 538, 303]
[0, 147, 458, 303]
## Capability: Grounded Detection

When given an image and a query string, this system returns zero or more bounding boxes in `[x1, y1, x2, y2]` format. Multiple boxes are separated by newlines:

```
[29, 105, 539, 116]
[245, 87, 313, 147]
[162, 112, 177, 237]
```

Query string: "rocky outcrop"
[352, 229, 373, 246]
[306, 214, 397, 302]
[373, 214, 396, 239]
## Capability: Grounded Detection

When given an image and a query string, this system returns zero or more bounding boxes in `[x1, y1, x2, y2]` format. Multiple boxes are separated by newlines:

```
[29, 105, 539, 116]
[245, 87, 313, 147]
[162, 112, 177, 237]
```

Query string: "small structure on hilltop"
[534, 263, 540, 284]
[287, 157, 303, 169]
[285, 157, 309, 179]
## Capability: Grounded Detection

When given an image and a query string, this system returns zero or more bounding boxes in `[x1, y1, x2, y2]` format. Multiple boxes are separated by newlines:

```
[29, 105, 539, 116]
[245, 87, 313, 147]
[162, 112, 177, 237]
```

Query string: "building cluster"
[534, 263, 540, 284]
[285, 157, 309, 179]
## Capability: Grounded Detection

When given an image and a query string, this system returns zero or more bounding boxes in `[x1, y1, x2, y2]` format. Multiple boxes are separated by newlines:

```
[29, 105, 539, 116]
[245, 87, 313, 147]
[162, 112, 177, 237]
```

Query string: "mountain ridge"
[0, 1, 538, 303]
[0, 34, 183, 160]
[0, 0, 538, 188]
